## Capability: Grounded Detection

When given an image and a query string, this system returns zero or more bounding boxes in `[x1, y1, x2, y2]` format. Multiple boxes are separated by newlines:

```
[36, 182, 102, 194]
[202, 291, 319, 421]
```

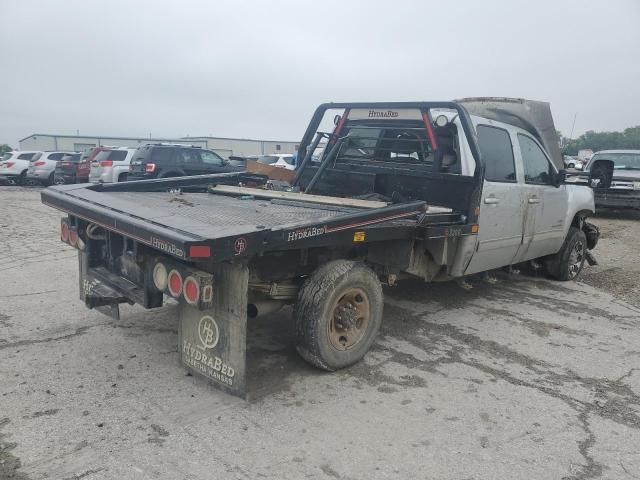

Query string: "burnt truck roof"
[456, 97, 564, 171]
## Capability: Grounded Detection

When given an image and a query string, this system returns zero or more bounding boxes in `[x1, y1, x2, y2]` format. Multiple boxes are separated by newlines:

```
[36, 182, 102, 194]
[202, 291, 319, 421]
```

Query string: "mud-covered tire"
[294, 260, 383, 371]
[544, 227, 587, 281]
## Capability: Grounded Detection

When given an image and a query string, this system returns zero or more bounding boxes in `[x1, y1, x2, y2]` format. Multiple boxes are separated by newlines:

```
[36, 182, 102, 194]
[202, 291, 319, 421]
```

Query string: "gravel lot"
[1, 186, 640, 480]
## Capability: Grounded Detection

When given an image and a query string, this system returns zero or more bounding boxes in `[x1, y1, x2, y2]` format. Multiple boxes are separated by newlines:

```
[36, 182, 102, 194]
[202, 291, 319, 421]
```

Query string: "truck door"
[513, 133, 568, 261]
[464, 124, 527, 275]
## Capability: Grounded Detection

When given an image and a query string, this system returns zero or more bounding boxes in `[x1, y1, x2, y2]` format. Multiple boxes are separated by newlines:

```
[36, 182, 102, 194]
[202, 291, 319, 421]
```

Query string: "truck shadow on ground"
[244, 273, 577, 399]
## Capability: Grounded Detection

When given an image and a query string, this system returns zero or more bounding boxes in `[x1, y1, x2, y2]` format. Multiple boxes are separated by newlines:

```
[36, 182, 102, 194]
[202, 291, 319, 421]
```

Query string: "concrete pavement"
[1, 186, 639, 480]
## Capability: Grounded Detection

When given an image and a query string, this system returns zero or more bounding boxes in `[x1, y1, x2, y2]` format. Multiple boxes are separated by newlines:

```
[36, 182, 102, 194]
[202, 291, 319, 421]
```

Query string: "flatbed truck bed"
[41, 171, 467, 398]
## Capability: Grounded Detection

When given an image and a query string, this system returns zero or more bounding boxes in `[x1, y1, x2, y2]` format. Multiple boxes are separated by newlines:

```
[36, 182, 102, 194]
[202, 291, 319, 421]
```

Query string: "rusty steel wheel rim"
[328, 287, 370, 351]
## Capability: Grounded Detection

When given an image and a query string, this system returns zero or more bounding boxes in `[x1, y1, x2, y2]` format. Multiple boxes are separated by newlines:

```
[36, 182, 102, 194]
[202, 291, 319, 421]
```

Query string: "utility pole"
[569, 113, 577, 140]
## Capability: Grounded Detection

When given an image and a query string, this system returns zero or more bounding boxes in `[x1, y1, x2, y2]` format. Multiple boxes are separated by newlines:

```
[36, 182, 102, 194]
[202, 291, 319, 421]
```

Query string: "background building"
[18, 133, 299, 158]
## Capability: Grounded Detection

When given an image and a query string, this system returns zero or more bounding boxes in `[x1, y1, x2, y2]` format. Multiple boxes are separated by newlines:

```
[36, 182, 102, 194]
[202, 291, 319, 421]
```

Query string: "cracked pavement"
[1, 186, 640, 479]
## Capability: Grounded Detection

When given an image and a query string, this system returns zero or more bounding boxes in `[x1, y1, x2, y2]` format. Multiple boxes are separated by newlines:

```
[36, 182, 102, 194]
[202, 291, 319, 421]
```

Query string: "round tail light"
[183, 276, 200, 305]
[167, 270, 183, 297]
[152, 263, 168, 291]
[61, 222, 69, 243]
[68, 228, 78, 247]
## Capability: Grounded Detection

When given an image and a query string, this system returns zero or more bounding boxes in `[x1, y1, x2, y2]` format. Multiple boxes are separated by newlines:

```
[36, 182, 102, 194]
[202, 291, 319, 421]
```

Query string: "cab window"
[518, 134, 553, 185]
[477, 125, 516, 182]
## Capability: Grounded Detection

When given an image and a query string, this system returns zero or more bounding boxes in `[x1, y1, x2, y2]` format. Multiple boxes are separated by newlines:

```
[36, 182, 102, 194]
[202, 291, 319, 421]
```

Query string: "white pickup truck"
[42, 97, 599, 397]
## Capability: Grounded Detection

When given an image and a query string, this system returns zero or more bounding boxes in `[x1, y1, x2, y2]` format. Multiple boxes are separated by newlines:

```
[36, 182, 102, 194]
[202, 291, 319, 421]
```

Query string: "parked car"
[0, 151, 43, 185]
[54, 147, 113, 185]
[252, 154, 295, 170]
[128, 144, 243, 180]
[583, 150, 640, 208]
[26, 151, 77, 186]
[563, 155, 583, 170]
[89, 147, 137, 183]
[53, 153, 83, 184]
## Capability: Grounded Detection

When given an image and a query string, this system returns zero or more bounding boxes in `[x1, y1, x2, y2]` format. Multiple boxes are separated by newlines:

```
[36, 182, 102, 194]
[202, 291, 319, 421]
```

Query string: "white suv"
[89, 147, 137, 183]
[0, 151, 43, 185]
[27, 151, 77, 185]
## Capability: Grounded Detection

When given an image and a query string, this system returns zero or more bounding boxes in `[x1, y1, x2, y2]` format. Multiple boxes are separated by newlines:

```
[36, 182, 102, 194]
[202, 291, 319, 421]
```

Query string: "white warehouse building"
[18, 133, 299, 158]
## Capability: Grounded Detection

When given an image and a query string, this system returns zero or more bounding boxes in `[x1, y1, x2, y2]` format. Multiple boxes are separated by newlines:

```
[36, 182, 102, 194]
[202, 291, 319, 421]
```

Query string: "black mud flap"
[178, 262, 248, 399]
[583, 221, 600, 250]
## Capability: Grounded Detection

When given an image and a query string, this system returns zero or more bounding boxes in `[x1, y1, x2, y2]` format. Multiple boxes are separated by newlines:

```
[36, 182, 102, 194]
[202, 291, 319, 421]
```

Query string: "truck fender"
[562, 185, 595, 240]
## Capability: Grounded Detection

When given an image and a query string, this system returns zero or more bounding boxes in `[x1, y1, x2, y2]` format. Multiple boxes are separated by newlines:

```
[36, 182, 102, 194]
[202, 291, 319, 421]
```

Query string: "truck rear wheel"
[544, 227, 587, 281]
[294, 260, 383, 371]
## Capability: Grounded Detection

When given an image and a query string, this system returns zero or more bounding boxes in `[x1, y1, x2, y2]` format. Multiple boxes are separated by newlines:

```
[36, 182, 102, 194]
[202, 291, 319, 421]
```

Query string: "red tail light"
[183, 276, 200, 305]
[145, 163, 156, 173]
[33, 161, 46, 166]
[100, 160, 113, 167]
[68, 228, 78, 247]
[167, 270, 183, 297]
[61, 222, 69, 242]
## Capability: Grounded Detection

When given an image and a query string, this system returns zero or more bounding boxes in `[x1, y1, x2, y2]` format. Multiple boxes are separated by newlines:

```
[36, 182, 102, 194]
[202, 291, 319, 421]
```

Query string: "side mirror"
[553, 169, 567, 187]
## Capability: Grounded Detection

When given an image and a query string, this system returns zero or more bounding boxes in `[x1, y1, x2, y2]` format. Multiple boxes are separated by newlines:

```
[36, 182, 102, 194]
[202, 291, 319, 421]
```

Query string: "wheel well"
[572, 210, 592, 228]
[117, 172, 128, 181]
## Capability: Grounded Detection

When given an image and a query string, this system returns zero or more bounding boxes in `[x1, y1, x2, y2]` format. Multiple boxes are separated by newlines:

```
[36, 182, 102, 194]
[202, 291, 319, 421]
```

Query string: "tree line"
[560, 126, 640, 156]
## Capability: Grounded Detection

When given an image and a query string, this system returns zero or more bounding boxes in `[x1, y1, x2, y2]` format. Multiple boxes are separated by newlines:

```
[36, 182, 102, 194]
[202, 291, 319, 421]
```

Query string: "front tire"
[544, 227, 587, 281]
[294, 260, 383, 371]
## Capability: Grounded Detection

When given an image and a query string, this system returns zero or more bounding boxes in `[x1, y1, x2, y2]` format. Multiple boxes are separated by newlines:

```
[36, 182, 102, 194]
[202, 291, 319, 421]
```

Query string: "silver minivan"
[89, 147, 137, 183]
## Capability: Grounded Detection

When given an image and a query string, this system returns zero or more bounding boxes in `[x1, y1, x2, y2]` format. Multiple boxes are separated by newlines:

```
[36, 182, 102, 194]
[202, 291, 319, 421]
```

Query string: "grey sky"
[1, 0, 639, 147]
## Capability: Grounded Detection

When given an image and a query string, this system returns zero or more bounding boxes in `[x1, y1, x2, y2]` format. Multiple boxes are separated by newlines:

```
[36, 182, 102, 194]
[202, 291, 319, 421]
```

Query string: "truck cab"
[465, 115, 594, 276]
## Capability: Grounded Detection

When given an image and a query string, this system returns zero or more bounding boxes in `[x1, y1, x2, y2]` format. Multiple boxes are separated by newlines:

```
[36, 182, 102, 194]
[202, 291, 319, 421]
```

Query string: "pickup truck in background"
[41, 98, 599, 398]
[570, 150, 640, 209]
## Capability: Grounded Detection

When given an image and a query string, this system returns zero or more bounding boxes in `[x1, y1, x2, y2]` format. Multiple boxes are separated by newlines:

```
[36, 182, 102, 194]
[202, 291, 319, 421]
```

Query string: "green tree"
[562, 126, 640, 155]
[0, 144, 12, 155]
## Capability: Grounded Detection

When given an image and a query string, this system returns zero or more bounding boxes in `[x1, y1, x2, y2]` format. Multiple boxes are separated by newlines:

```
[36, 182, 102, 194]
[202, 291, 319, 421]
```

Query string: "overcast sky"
[1, 0, 639, 147]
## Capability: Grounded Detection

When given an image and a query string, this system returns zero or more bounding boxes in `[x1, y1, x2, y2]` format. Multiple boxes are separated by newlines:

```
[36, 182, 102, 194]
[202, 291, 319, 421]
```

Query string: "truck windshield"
[592, 153, 640, 170]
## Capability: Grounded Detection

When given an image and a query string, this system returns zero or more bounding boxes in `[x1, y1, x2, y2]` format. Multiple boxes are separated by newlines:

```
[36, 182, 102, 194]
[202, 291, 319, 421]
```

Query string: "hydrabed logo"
[287, 225, 326, 242]
[368, 110, 399, 118]
[198, 315, 219, 349]
[151, 237, 184, 258]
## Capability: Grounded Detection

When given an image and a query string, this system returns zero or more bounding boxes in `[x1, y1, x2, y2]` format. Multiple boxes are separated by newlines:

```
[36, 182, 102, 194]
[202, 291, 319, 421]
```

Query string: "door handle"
[528, 197, 540, 204]
[484, 196, 500, 205]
